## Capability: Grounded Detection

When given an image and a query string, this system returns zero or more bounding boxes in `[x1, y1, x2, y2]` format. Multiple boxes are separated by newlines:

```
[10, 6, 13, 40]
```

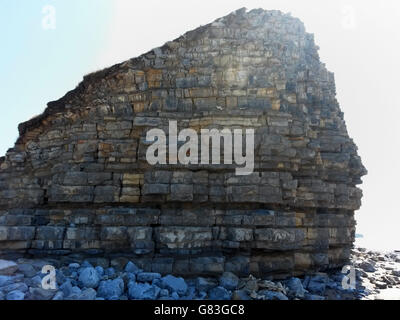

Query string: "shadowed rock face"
[0, 8, 366, 278]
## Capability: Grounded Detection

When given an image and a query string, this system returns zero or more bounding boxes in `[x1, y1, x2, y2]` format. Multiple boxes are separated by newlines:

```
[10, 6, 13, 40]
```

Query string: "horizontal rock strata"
[0, 8, 366, 278]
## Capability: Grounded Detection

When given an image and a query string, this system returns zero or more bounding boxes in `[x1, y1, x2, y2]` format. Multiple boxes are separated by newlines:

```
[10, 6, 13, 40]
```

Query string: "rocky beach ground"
[0, 248, 399, 301]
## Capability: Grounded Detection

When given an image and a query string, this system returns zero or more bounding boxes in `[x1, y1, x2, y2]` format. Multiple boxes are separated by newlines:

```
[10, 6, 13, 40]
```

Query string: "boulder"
[219, 272, 239, 290]
[125, 261, 141, 274]
[196, 277, 218, 292]
[160, 275, 188, 296]
[97, 279, 125, 300]
[258, 290, 288, 300]
[6, 290, 25, 300]
[285, 277, 306, 298]
[29, 287, 57, 300]
[78, 288, 97, 300]
[305, 274, 328, 295]
[0, 260, 18, 276]
[208, 286, 231, 300]
[17, 263, 36, 278]
[137, 272, 162, 283]
[78, 267, 100, 289]
[128, 282, 160, 300]
[232, 290, 251, 300]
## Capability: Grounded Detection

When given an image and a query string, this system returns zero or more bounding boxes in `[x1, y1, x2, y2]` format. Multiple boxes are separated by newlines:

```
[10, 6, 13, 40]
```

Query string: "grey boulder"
[128, 282, 160, 300]
[219, 272, 239, 291]
[208, 286, 231, 300]
[78, 267, 100, 289]
[6, 290, 25, 300]
[97, 278, 125, 300]
[160, 275, 188, 296]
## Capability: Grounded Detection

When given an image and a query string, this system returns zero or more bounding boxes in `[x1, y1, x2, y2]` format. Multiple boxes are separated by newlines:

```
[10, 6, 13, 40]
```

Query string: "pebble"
[29, 287, 57, 300]
[0, 247, 398, 300]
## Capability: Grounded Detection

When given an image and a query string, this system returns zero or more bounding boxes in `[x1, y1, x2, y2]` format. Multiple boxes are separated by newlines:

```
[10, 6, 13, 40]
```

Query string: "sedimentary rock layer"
[0, 8, 366, 278]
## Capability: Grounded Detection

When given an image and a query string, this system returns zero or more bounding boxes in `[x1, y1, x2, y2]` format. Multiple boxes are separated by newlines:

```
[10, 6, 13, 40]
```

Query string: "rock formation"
[0, 8, 366, 278]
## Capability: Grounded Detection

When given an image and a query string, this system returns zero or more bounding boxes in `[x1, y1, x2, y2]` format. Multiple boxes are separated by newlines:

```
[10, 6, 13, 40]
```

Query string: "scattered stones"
[258, 290, 289, 301]
[232, 290, 251, 300]
[358, 262, 376, 273]
[125, 262, 141, 274]
[1, 282, 28, 294]
[128, 282, 160, 300]
[105, 267, 116, 277]
[97, 279, 124, 300]
[68, 263, 80, 269]
[196, 277, 218, 292]
[60, 280, 73, 297]
[0, 275, 14, 287]
[0, 247, 397, 300]
[240, 275, 259, 292]
[208, 286, 232, 300]
[78, 288, 97, 300]
[305, 274, 328, 295]
[304, 293, 325, 300]
[285, 277, 306, 298]
[95, 266, 104, 277]
[219, 272, 239, 291]
[0, 260, 18, 276]
[6, 290, 25, 300]
[52, 291, 64, 300]
[137, 272, 161, 283]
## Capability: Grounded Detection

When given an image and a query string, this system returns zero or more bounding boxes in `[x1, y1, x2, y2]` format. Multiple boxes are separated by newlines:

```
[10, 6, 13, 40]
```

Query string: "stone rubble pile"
[1, 248, 398, 300]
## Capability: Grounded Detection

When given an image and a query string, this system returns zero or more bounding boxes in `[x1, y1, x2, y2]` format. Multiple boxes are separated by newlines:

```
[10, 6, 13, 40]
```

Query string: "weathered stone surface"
[137, 272, 161, 283]
[160, 275, 188, 296]
[128, 282, 160, 300]
[219, 272, 239, 291]
[78, 267, 100, 289]
[208, 286, 232, 300]
[0, 260, 18, 275]
[0, 8, 366, 278]
[6, 290, 25, 300]
[196, 277, 218, 292]
[97, 279, 124, 300]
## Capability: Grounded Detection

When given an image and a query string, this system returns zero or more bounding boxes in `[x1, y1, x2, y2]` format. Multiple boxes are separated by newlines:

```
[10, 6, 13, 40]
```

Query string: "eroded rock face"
[0, 8, 366, 278]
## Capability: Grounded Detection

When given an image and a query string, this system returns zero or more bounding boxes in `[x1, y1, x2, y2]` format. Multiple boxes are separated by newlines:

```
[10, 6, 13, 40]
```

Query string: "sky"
[0, 0, 399, 251]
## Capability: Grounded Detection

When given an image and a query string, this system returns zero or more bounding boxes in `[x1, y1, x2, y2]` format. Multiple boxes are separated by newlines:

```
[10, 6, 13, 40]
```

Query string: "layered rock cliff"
[0, 8, 366, 278]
